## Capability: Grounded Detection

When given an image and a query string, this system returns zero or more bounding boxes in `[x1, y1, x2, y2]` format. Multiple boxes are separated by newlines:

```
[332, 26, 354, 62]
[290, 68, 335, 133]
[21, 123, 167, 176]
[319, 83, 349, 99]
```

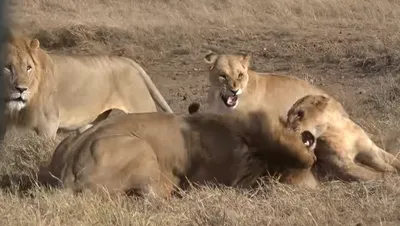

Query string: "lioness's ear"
[188, 102, 200, 114]
[314, 95, 330, 110]
[204, 52, 218, 65]
[278, 115, 288, 127]
[241, 53, 251, 69]
[30, 39, 40, 50]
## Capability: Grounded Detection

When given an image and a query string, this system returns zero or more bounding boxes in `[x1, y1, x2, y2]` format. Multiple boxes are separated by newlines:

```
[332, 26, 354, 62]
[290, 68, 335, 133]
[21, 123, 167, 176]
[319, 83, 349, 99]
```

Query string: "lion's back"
[49, 54, 155, 116]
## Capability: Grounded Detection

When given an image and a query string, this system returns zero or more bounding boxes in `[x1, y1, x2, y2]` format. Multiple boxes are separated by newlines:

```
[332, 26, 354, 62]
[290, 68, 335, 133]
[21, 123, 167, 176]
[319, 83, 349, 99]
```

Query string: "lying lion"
[286, 94, 400, 181]
[2, 34, 173, 138]
[203, 52, 348, 119]
[39, 110, 318, 197]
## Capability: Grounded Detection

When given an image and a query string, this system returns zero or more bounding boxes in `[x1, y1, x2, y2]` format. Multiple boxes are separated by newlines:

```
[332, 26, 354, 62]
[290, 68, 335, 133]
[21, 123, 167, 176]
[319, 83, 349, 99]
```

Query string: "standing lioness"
[2, 35, 173, 138]
[204, 52, 347, 119]
[40, 110, 318, 197]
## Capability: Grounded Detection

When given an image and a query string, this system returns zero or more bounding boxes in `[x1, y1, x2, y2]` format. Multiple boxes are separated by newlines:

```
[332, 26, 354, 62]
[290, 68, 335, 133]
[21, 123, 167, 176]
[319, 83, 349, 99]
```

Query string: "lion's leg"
[280, 169, 319, 189]
[35, 100, 61, 139]
[356, 149, 396, 173]
[36, 119, 59, 139]
[81, 135, 173, 198]
[355, 133, 400, 173]
[77, 124, 93, 134]
[378, 148, 400, 171]
[365, 146, 400, 172]
[330, 156, 385, 181]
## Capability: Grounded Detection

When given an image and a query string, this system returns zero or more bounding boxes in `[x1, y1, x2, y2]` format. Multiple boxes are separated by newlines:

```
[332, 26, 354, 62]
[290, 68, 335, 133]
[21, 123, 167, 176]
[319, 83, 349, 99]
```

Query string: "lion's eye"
[3, 65, 11, 73]
[297, 110, 305, 120]
[219, 74, 227, 80]
[27, 65, 32, 71]
[238, 73, 244, 79]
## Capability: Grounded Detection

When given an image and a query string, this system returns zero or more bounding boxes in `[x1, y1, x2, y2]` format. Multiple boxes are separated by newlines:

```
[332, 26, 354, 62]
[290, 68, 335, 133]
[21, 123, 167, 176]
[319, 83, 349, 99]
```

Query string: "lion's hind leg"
[327, 154, 385, 181]
[378, 148, 400, 171]
[354, 129, 400, 174]
[357, 144, 400, 174]
[356, 148, 396, 173]
[79, 135, 173, 198]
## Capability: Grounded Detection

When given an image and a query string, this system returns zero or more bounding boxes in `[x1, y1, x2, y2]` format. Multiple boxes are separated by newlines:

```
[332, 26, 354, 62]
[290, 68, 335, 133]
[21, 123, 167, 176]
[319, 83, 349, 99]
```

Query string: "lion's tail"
[128, 59, 174, 113]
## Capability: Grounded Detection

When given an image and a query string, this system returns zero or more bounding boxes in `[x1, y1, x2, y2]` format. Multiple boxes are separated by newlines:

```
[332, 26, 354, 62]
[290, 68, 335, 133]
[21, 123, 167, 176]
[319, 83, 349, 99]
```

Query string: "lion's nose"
[230, 89, 239, 95]
[15, 86, 27, 93]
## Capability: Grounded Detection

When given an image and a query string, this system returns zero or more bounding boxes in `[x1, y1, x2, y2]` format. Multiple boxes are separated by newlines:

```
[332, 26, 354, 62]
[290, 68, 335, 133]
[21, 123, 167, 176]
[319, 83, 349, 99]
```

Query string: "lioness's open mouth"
[220, 94, 238, 108]
[301, 131, 315, 149]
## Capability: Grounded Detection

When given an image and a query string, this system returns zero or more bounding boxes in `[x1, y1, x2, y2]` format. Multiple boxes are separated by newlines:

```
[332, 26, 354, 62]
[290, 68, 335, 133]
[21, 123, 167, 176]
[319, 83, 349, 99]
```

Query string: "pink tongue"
[227, 96, 237, 105]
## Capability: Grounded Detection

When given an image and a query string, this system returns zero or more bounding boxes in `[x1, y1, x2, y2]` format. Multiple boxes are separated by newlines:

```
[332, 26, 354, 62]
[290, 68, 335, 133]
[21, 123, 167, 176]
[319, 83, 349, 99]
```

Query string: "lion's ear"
[241, 53, 251, 69]
[204, 52, 218, 65]
[314, 95, 330, 110]
[188, 102, 200, 114]
[30, 39, 40, 50]
[278, 115, 287, 127]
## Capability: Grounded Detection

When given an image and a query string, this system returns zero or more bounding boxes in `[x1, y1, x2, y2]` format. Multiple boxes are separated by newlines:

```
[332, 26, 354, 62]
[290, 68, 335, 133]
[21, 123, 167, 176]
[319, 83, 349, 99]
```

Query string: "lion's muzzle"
[8, 86, 28, 102]
[220, 89, 241, 108]
[6, 85, 29, 110]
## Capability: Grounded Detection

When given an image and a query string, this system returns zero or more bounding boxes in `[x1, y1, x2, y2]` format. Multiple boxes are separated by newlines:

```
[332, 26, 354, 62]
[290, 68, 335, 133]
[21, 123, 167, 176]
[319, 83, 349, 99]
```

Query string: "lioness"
[286, 94, 400, 181]
[2, 35, 173, 138]
[40, 110, 318, 197]
[203, 52, 347, 119]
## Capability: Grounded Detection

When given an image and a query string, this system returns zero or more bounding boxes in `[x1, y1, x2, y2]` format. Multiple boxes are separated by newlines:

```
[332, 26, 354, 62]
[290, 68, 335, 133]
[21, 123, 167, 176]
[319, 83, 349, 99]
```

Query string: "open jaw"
[220, 93, 238, 108]
[301, 131, 316, 150]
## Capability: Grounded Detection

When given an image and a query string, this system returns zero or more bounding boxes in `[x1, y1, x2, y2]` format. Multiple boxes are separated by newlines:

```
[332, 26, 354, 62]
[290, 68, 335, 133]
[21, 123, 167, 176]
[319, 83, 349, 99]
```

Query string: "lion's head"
[286, 95, 338, 138]
[204, 52, 251, 109]
[2, 35, 50, 114]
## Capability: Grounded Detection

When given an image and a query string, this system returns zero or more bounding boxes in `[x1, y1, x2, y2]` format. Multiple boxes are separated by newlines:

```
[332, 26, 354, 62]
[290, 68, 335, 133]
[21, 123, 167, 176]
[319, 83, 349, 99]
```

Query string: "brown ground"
[1, 0, 400, 225]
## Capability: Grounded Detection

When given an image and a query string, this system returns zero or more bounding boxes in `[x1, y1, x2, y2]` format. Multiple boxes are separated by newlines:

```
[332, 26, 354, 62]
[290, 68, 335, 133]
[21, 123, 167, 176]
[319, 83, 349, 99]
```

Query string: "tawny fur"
[39, 110, 319, 197]
[203, 52, 348, 119]
[286, 94, 400, 182]
[2, 34, 173, 139]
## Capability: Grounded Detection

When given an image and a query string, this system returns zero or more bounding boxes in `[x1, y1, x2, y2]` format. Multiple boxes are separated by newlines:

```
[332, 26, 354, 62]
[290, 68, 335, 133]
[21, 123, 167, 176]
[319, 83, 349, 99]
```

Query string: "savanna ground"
[1, 0, 400, 225]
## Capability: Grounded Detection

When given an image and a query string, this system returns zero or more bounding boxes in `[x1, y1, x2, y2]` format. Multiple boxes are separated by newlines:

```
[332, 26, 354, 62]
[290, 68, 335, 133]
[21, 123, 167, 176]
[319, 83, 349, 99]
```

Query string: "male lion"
[39, 110, 318, 197]
[286, 94, 400, 181]
[203, 52, 347, 119]
[2, 35, 173, 138]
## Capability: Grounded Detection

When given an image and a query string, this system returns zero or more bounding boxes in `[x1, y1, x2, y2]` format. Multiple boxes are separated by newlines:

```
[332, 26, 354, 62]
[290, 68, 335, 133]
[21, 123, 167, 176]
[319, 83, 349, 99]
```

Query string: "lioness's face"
[286, 95, 330, 138]
[204, 53, 250, 109]
[3, 38, 41, 111]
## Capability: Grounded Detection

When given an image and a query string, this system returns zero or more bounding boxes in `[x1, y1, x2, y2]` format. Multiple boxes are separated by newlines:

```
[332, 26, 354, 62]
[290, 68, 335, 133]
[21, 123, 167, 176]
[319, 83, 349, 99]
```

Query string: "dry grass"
[2, 0, 400, 225]
[1, 132, 400, 226]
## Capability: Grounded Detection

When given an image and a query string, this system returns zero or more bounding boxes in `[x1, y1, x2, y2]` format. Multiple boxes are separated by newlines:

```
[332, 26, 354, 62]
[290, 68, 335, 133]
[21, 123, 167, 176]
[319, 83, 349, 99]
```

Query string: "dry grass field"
[2, 0, 400, 225]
